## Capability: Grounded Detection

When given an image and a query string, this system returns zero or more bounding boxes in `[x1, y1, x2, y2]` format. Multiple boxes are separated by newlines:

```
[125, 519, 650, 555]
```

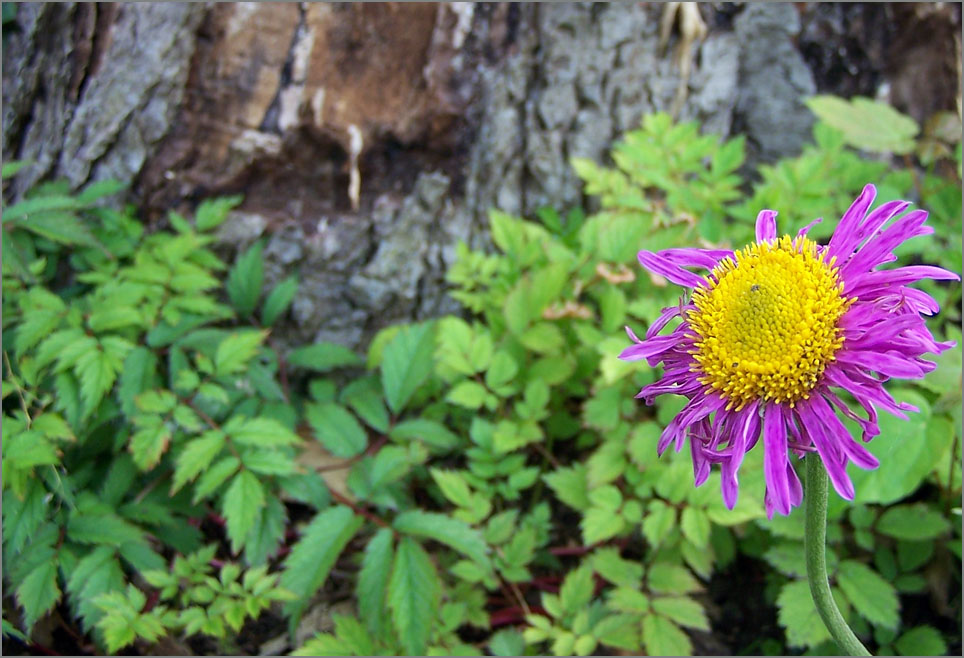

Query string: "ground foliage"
[2, 99, 961, 656]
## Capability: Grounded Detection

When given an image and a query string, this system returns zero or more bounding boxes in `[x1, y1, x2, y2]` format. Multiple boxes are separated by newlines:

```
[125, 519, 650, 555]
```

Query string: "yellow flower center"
[687, 235, 852, 409]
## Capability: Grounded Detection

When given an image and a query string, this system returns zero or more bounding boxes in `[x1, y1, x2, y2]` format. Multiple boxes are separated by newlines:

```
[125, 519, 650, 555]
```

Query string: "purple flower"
[621, 184, 959, 517]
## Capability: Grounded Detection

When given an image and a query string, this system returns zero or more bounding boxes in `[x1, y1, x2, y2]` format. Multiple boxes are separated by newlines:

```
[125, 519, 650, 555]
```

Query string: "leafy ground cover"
[2, 100, 961, 656]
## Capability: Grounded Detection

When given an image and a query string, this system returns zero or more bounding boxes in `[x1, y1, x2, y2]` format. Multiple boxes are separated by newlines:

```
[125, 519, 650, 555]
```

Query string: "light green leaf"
[390, 418, 460, 451]
[430, 469, 473, 508]
[172, 431, 226, 493]
[381, 322, 436, 414]
[642, 613, 691, 657]
[592, 547, 643, 588]
[805, 95, 918, 154]
[117, 347, 157, 417]
[16, 558, 61, 631]
[582, 508, 625, 544]
[484, 350, 518, 391]
[129, 422, 172, 470]
[214, 330, 267, 376]
[227, 416, 300, 447]
[389, 537, 441, 656]
[520, 322, 565, 354]
[357, 528, 394, 638]
[489, 629, 526, 657]
[642, 500, 676, 547]
[446, 380, 487, 409]
[894, 625, 947, 656]
[394, 510, 490, 570]
[281, 506, 363, 625]
[647, 564, 700, 595]
[242, 449, 295, 476]
[340, 377, 390, 432]
[67, 512, 143, 546]
[680, 507, 710, 549]
[288, 342, 362, 372]
[222, 470, 266, 554]
[876, 504, 950, 541]
[306, 402, 368, 458]
[777, 579, 834, 648]
[192, 456, 240, 502]
[651, 596, 710, 631]
[836, 560, 899, 629]
[544, 464, 590, 511]
[195, 195, 243, 231]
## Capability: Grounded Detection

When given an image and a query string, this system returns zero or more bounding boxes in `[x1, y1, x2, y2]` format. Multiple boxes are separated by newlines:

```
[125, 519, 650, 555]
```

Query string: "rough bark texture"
[3, 2, 960, 350]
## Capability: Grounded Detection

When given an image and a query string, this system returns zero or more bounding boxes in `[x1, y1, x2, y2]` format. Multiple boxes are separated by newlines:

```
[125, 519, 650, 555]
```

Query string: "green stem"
[805, 455, 872, 656]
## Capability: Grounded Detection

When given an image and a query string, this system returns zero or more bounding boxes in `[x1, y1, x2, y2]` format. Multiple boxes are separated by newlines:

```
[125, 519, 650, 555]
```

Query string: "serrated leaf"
[559, 565, 594, 612]
[357, 528, 394, 638]
[836, 560, 899, 629]
[592, 548, 643, 588]
[582, 508, 626, 545]
[777, 579, 833, 648]
[381, 322, 436, 414]
[430, 469, 473, 508]
[261, 275, 298, 326]
[876, 504, 950, 541]
[192, 456, 240, 502]
[75, 348, 115, 416]
[393, 510, 490, 570]
[129, 422, 172, 470]
[340, 377, 390, 432]
[651, 596, 709, 631]
[195, 195, 243, 231]
[225, 241, 263, 317]
[227, 416, 300, 447]
[680, 507, 710, 548]
[172, 431, 226, 493]
[288, 342, 362, 372]
[388, 536, 440, 656]
[806, 95, 918, 154]
[894, 625, 947, 656]
[647, 564, 700, 595]
[390, 418, 460, 451]
[544, 464, 590, 511]
[244, 497, 286, 567]
[214, 330, 267, 376]
[642, 613, 691, 656]
[222, 471, 266, 554]
[16, 558, 61, 631]
[489, 629, 526, 657]
[117, 347, 157, 417]
[642, 500, 676, 547]
[446, 380, 487, 409]
[281, 506, 362, 627]
[67, 513, 144, 546]
[306, 402, 367, 458]
[2, 479, 46, 555]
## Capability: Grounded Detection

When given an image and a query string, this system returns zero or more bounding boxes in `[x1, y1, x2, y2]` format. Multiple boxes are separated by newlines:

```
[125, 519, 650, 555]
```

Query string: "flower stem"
[805, 455, 872, 656]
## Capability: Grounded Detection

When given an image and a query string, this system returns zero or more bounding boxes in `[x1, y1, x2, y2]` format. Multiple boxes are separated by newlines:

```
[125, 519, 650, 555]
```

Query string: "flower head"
[621, 184, 959, 517]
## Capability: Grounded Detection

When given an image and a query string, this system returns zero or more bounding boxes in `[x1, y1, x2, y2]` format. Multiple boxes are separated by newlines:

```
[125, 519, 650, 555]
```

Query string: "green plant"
[3, 98, 960, 656]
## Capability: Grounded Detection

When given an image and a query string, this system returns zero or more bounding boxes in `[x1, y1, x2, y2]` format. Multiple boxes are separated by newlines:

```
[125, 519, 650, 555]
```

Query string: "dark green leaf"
[357, 528, 394, 638]
[287, 342, 362, 372]
[306, 402, 367, 458]
[261, 275, 298, 326]
[225, 241, 263, 317]
[388, 537, 440, 656]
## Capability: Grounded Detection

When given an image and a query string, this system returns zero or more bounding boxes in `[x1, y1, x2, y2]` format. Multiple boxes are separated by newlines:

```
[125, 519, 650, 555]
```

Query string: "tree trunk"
[3, 2, 959, 349]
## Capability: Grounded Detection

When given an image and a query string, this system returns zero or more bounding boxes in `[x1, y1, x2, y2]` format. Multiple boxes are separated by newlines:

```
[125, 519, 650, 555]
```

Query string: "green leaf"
[876, 504, 950, 541]
[306, 402, 368, 458]
[446, 380, 487, 409]
[484, 350, 518, 391]
[651, 596, 710, 631]
[582, 508, 625, 545]
[117, 347, 157, 417]
[242, 449, 295, 476]
[225, 241, 263, 317]
[805, 95, 918, 154]
[642, 500, 676, 547]
[192, 456, 240, 502]
[520, 322, 565, 354]
[647, 564, 700, 595]
[489, 629, 526, 657]
[195, 195, 243, 231]
[222, 470, 266, 554]
[261, 275, 298, 326]
[777, 579, 834, 648]
[559, 565, 595, 612]
[680, 507, 710, 549]
[244, 497, 286, 567]
[503, 280, 531, 335]
[2, 480, 46, 555]
[393, 510, 490, 570]
[75, 347, 116, 416]
[388, 537, 441, 656]
[357, 528, 394, 638]
[642, 613, 691, 657]
[894, 626, 947, 656]
[391, 418, 460, 451]
[214, 330, 267, 376]
[430, 469, 473, 508]
[544, 465, 590, 511]
[172, 431, 226, 493]
[592, 548, 643, 588]
[67, 512, 143, 546]
[129, 422, 172, 470]
[836, 560, 899, 629]
[227, 416, 300, 447]
[340, 377, 390, 432]
[16, 558, 61, 631]
[281, 506, 363, 626]
[381, 322, 436, 414]
[288, 342, 362, 372]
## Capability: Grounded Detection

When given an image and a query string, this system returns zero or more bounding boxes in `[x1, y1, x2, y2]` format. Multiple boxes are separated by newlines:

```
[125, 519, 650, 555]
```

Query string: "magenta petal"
[828, 183, 877, 256]
[796, 403, 855, 500]
[755, 210, 778, 243]
[762, 406, 791, 516]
